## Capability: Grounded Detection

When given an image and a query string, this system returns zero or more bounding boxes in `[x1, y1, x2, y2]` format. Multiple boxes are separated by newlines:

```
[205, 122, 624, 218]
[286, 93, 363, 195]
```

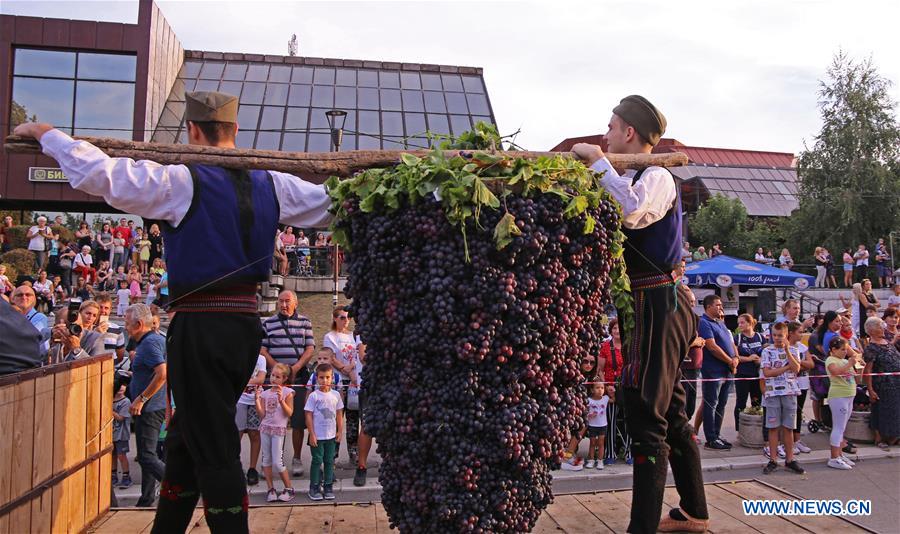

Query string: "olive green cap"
[612, 95, 667, 146]
[184, 91, 238, 123]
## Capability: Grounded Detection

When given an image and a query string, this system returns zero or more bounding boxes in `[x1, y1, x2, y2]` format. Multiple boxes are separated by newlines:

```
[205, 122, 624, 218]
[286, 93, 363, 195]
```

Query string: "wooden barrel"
[844, 410, 875, 444]
[738, 413, 766, 448]
[0, 354, 114, 533]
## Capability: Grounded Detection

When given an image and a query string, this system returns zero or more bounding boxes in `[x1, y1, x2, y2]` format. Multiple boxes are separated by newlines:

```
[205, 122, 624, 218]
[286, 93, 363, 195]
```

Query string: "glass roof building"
[0, 0, 497, 211]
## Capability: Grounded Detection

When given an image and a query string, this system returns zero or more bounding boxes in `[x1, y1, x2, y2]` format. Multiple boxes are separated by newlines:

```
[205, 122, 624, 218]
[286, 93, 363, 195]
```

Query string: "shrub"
[4, 225, 30, 249]
[0, 249, 36, 279]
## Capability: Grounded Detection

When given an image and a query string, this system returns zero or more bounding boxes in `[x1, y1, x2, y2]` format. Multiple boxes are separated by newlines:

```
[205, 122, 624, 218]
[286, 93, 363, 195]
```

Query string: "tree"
[688, 194, 748, 253]
[786, 52, 900, 257]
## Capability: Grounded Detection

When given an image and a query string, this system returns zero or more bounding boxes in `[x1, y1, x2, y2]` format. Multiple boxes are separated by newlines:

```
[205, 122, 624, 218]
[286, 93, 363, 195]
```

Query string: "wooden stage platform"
[89, 480, 869, 533]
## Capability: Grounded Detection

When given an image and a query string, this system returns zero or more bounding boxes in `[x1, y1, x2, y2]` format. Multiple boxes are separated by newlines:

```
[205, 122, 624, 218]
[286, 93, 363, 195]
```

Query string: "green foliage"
[3, 226, 30, 250]
[1, 249, 36, 279]
[436, 121, 503, 150]
[688, 194, 748, 251]
[788, 52, 900, 255]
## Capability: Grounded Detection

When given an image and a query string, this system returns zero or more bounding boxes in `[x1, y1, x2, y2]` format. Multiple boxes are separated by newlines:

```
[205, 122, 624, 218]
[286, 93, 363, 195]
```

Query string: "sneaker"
[603, 458, 616, 465]
[266, 489, 278, 502]
[560, 454, 584, 471]
[323, 485, 335, 500]
[785, 460, 805, 474]
[841, 455, 856, 467]
[827, 458, 852, 470]
[279, 488, 295, 502]
[119, 474, 132, 489]
[353, 467, 367, 487]
[595, 460, 604, 470]
[720, 437, 733, 448]
[292, 457, 304, 477]
[111, 472, 118, 485]
[763, 460, 778, 475]
[704, 439, 730, 450]
[777, 444, 787, 458]
[792, 445, 801, 456]
[763, 446, 771, 459]
[585, 459, 596, 469]
[795, 441, 812, 454]
[308, 488, 323, 501]
[625, 457, 634, 465]
[246, 468, 259, 486]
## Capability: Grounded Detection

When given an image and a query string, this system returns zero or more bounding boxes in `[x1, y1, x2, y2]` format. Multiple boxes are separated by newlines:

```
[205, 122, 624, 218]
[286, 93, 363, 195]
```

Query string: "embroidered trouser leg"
[621, 284, 708, 533]
[151, 312, 263, 534]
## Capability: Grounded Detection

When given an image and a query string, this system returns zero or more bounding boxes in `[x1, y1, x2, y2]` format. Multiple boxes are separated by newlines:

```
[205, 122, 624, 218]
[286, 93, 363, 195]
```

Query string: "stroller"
[807, 353, 832, 433]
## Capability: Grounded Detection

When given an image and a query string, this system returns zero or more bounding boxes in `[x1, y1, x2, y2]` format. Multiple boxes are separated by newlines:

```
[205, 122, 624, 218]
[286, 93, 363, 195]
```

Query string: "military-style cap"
[185, 91, 238, 123]
[612, 95, 667, 146]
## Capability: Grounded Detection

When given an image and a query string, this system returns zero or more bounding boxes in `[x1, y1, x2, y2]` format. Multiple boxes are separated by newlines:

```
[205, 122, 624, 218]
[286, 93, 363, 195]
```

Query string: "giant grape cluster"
[338, 185, 622, 532]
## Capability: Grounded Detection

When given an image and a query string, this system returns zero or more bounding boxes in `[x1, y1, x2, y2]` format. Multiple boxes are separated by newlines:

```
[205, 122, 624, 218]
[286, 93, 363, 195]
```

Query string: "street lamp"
[325, 109, 347, 152]
[325, 109, 348, 306]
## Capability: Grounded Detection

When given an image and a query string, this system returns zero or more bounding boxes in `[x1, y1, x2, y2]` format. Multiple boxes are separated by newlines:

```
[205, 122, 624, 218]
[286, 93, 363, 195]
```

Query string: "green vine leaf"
[494, 212, 522, 250]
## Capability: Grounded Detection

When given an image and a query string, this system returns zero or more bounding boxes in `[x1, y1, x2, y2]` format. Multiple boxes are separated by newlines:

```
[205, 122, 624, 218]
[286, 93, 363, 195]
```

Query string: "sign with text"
[28, 167, 69, 182]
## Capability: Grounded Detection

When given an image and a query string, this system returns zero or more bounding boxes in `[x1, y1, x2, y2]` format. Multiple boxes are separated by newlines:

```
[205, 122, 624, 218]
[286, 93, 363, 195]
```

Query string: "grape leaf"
[493, 212, 522, 250]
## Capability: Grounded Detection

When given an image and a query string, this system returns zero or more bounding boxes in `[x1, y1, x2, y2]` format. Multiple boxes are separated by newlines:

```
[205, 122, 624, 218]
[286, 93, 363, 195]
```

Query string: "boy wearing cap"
[14, 91, 331, 533]
[572, 96, 709, 533]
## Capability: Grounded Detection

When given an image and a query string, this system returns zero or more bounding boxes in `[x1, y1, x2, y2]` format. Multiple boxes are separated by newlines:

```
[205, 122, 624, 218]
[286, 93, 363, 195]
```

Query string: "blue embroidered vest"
[621, 168, 682, 276]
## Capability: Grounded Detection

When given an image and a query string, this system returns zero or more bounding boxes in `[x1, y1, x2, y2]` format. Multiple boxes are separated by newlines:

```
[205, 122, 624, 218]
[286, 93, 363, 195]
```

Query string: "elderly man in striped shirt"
[260, 289, 316, 476]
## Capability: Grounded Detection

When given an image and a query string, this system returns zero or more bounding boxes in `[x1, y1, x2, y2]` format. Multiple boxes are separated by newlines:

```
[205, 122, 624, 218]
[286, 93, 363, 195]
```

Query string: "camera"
[66, 299, 83, 336]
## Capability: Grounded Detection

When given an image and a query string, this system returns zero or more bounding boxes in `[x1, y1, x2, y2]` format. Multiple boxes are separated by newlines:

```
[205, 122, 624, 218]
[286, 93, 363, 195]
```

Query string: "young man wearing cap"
[572, 95, 709, 533]
[14, 91, 331, 533]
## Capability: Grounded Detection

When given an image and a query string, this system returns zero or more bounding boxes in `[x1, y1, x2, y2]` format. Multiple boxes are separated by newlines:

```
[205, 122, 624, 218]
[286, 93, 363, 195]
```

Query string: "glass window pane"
[358, 110, 379, 135]
[358, 88, 379, 110]
[291, 66, 314, 84]
[383, 136, 405, 149]
[78, 53, 135, 81]
[335, 86, 356, 109]
[288, 85, 312, 107]
[314, 67, 335, 85]
[312, 86, 334, 108]
[472, 115, 492, 127]
[198, 62, 225, 80]
[423, 91, 446, 113]
[237, 105, 261, 130]
[358, 135, 380, 149]
[400, 72, 421, 90]
[466, 93, 490, 115]
[223, 63, 247, 80]
[441, 74, 463, 92]
[182, 78, 197, 92]
[382, 112, 403, 135]
[310, 108, 333, 130]
[404, 113, 427, 137]
[307, 133, 331, 152]
[379, 71, 400, 89]
[426, 114, 450, 135]
[461, 75, 484, 94]
[358, 70, 378, 87]
[336, 69, 356, 86]
[246, 64, 269, 82]
[259, 106, 285, 130]
[342, 110, 357, 134]
[170, 78, 186, 101]
[284, 107, 309, 131]
[445, 93, 468, 114]
[449, 115, 471, 135]
[74, 81, 134, 139]
[421, 73, 442, 90]
[14, 49, 76, 77]
[269, 65, 291, 82]
[380, 89, 401, 111]
[194, 79, 219, 92]
[219, 80, 243, 98]
[11, 77, 74, 129]
[339, 134, 357, 151]
[235, 130, 255, 148]
[401, 90, 424, 112]
[282, 133, 307, 152]
[264, 83, 289, 105]
[240, 82, 265, 104]
[181, 60, 202, 79]
[256, 131, 281, 150]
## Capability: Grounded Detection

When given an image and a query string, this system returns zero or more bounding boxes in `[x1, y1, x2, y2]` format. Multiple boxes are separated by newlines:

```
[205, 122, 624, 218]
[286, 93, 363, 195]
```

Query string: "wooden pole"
[4, 135, 689, 176]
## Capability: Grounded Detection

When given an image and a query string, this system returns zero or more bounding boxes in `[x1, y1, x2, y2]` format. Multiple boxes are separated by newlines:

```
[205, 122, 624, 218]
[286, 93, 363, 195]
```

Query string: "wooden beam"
[4, 135, 689, 176]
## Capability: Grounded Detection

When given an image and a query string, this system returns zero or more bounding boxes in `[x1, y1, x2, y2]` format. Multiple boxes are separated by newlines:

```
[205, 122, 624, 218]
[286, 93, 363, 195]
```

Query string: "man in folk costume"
[15, 91, 331, 533]
[573, 95, 709, 533]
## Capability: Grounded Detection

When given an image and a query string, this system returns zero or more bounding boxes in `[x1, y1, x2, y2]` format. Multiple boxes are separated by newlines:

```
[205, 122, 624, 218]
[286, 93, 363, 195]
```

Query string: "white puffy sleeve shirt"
[40, 129, 333, 229]
[589, 157, 677, 230]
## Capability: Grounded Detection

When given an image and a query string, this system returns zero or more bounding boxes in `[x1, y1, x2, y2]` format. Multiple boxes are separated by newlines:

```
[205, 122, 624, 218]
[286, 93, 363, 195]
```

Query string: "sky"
[3, 0, 899, 154]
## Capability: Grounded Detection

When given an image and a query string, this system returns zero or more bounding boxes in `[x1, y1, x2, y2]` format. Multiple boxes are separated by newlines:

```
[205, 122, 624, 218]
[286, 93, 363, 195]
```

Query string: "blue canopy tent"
[683, 255, 815, 289]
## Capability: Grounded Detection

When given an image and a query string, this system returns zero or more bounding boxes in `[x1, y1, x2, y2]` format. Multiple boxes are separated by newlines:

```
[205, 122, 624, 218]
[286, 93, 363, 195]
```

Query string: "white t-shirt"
[28, 226, 47, 251]
[888, 294, 900, 308]
[304, 389, 344, 440]
[75, 253, 93, 269]
[587, 396, 609, 428]
[239, 355, 268, 405]
[792, 342, 810, 390]
[116, 288, 131, 304]
[323, 331, 358, 376]
[855, 250, 869, 266]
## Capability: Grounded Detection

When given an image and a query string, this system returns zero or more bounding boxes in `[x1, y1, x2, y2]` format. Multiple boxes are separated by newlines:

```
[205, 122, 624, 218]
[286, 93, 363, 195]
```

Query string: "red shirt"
[113, 225, 132, 248]
[599, 339, 623, 384]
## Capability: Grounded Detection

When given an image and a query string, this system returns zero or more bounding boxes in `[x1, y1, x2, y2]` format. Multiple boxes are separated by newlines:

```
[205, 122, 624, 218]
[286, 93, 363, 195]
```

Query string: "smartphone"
[99, 315, 110, 328]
